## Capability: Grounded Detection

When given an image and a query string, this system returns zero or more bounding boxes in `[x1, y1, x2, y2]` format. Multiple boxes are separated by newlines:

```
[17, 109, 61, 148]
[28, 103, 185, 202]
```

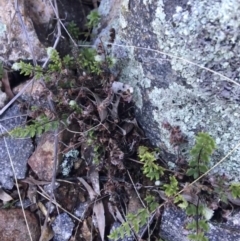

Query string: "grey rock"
[44, 182, 60, 195]
[74, 201, 91, 220]
[160, 206, 240, 241]
[15, 198, 32, 208]
[0, 90, 6, 109]
[0, 104, 34, 189]
[52, 213, 74, 241]
[95, 0, 240, 180]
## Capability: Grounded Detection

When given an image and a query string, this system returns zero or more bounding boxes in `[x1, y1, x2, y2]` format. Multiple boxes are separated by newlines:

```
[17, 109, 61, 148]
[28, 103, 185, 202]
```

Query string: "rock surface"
[95, 0, 240, 240]
[52, 213, 74, 241]
[0, 104, 34, 189]
[95, 0, 240, 181]
[0, 209, 40, 241]
[28, 131, 58, 181]
[160, 206, 240, 241]
[0, 0, 47, 61]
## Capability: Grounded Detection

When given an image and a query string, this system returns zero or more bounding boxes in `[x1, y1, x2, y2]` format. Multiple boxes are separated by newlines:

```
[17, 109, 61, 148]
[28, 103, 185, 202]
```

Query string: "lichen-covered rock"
[95, 0, 240, 181]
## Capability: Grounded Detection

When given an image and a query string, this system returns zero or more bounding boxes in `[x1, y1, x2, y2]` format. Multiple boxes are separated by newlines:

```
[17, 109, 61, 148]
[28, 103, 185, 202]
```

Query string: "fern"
[138, 146, 164, 181]
[108, 195, 158, 240]
[163, 176, 179, 197]
[187, 132, 216, 179]
[186, 204, 210, 241]
[10, 116, 59, 138]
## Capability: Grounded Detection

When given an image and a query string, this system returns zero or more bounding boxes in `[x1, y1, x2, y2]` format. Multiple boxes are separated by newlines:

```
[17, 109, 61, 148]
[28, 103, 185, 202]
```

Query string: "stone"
[0, 104, 34, 189]
[95, 0, 240, 181]
[0, 0, 47, 61]
[52, 213, 74, 241]
[160, 206, 240, 241]
[0, 90, 7, 109]
[0, 209, 40, 241]
[28, 131, 59, 181]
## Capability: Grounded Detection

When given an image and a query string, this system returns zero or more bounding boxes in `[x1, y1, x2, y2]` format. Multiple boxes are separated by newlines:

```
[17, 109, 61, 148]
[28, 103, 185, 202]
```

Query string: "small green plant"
[138, 146, 164, 181]
[85, 10, 100, 29]
[110, 133, 217, 241]
[108, 195, 158, 240]
[229, 183, 240, 198]
[186, 132, 216, 179]
[69, 100, 82, 114]
[63, 54, 74, 68]
[174, 194, 188, 209]
[12, 48, 63, 81]
[47, 47, 62, 73]
[183, 132, 217, 241]
[0, 61, 4, 79]
[10, 115, 59, 138]
[186, 204, 210, 241]
[163, 176, 179, 197]
[78, 48, 102, 74]
[67, 21, 80, 40]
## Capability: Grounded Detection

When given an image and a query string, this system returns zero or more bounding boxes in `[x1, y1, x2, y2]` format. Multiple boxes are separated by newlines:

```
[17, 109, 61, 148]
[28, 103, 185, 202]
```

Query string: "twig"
[37, 189, 82, 222]
[103, 42, 240, 88]
[48, 0, 77, 47]
[40, 1, 62, 240]
[127, 170, 146, 208]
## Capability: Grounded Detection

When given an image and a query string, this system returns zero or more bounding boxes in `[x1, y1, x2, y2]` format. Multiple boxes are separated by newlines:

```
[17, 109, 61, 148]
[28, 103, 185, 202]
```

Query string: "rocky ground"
[0, 1, 240, 241]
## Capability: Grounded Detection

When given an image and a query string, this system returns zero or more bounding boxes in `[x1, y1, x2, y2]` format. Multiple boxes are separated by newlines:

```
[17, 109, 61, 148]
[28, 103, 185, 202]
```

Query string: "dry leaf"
[89, 167, 101, 195]
[38, 201, 51, 221]
[93, 202, 105, 241]
[39, 224, 54, 241]
[78, 177, 105, 241]
[0, 188, 13, 202]
[80, 220, 92, 241]
[109, 95, 120, 120]
[82, 87, 108, 122]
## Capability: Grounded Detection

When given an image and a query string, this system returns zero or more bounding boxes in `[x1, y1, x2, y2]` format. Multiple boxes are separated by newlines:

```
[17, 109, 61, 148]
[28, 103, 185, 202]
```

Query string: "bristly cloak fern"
[187, 132, 216, 179]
